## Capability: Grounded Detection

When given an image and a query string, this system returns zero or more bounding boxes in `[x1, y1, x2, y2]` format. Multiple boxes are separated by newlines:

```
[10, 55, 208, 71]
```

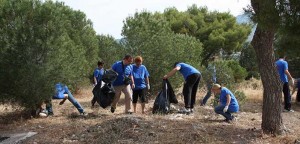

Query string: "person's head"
[278, 54, 286, 60]
[98, 61, 104, 68]
[134, 56, 143, 66]
[211, 83, 222, 94]
[123, 54, 133, 65]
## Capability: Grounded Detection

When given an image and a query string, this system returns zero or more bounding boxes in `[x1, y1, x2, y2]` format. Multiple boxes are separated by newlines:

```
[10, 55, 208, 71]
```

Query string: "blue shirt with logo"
[176, 63, 201, 80]
[219, 87, 239, 112]
[93, 67, 104, 83]
[132, 64, 149, 90]
[112, 61, 133, 86]
[275, 59, 288, 83]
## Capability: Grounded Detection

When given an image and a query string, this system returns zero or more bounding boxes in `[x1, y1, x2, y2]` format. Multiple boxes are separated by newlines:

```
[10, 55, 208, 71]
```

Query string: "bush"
[0, 0, 98, 110]
[234, 90, 247, 106]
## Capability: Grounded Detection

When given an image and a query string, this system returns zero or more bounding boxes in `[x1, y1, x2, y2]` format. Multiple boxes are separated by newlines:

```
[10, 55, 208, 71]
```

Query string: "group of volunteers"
[91, 54, 239, 123]
[44, 54, 298, 123]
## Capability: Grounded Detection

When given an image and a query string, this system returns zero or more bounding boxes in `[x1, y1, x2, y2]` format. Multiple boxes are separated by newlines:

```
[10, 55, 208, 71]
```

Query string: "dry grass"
[1, 80, 300, 144]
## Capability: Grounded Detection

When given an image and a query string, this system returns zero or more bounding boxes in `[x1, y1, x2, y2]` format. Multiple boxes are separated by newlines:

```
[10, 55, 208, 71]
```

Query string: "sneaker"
[111, 107, 115, 113]
[80, 112, 88, 116]
[190, 109, 194, 113]
[178, 107, 191, 114]
[283, 109, 295, 112]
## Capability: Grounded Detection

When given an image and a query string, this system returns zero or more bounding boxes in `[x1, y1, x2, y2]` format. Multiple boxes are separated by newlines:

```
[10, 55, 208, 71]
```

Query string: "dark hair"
[123, 54, 132, 60]
[174, 62, 182, 68]
[98, 61, 104, 66]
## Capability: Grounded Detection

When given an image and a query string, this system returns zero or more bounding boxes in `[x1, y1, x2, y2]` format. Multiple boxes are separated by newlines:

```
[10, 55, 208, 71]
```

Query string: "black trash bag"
[93, 83, 115, 108]
[152, 79, 177, 114]
[166, 79, 178, 104]
[102, 69, 118, 83]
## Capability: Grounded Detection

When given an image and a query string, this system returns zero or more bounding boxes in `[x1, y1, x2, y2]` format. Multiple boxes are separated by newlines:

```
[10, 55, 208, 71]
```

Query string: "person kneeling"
[212, 84, 239, 123]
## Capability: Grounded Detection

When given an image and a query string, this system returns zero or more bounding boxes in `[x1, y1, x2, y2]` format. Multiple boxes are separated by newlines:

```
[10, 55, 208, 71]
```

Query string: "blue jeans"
[64, 86, 85, 113]
[214, 105, 234, 120]
[47, 86, 85, 114]
[201, 83, 213, 105]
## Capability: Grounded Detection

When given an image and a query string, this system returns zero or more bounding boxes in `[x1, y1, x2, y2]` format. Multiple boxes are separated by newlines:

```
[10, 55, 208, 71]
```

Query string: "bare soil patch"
[1, 81, 300, 144]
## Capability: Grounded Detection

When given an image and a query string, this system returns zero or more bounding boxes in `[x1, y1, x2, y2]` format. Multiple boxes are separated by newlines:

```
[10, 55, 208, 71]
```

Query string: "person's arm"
[163, 66, 180, 79]
[59, 94, 68, 105]
[223, 94, 231, 112]
[130, 75, 135, 89]
[285, 70, 293, 81]
[146, 77, 150, 90]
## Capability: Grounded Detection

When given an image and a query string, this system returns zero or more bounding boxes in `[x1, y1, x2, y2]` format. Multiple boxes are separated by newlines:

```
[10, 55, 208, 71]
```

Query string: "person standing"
[163, 62, 201, 114]
[201, 61, 217, 106]
[91, 61, 104, 107]
[111, 55, 134, 114]
[275, 56, 294, 112]
[132, 56, 150, 114]
[212, 84, 239, 123]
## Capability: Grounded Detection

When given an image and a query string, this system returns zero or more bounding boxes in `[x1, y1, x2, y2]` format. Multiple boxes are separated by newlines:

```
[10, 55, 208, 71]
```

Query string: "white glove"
[291, 78, 295, 87]
[147, 84, 150, 90]
[223, 106, 229, 113]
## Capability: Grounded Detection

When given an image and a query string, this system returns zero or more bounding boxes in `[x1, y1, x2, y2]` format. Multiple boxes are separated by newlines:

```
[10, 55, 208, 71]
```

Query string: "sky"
[57, 0, 251, 39]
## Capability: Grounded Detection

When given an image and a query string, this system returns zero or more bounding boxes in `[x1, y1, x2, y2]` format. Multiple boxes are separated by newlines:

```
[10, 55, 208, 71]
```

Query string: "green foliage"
[240, 43, 260, 79]
[226, 60, 248, 82]
[0, 0, 98, 109]
[234, 90, 247, 106]
[96, 35, 126, 68]
[122, 11, 203, 92]
[163, 5, 252, 65]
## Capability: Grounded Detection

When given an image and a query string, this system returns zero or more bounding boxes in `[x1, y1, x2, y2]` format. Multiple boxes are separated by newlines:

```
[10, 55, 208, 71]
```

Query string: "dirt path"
[1, 85, 300, 144]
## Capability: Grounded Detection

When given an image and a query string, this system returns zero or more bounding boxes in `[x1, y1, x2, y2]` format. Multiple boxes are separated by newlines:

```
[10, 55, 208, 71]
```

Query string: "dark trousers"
[183, 73, 201, 109]
[283, 82, 292, 110]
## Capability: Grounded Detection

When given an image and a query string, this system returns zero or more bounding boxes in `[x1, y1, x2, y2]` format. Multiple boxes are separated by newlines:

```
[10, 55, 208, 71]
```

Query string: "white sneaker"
[178, 108, 191, 114]
[283, 109, 295, 112]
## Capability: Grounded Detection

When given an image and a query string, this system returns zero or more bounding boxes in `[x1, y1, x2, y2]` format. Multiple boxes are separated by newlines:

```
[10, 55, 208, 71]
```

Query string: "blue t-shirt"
[275, 59, 288, 83]
[132, 64, 150, 90]
[219, 87, 239, 112]
[93, 67, 104, 83]
[53, 83, 69, 99]
[112, 61, 133, 86]
[176, 63, 201, 80]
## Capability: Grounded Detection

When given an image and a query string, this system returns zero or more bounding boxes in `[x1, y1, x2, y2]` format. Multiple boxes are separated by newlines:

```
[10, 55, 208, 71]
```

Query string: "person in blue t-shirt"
[110, 54, 135, 114]
[132, 56, 150, 114]
[45, 83, 87, 116]
[212, 84, 239, 123]
[91, 61, 104, 107]
[163, 62, 201, 114]
[275, 56, 294, 112]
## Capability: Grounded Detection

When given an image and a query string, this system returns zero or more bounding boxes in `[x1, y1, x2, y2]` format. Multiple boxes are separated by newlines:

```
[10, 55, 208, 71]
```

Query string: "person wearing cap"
[110, 54, 134, 114]
[163, 62, 201, 114]
[132, 56, 150, 114]
[211, 84, 239, 122]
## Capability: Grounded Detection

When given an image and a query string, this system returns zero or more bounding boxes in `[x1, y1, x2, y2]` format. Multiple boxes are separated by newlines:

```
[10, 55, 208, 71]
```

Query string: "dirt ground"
[1, 79, 300, 144]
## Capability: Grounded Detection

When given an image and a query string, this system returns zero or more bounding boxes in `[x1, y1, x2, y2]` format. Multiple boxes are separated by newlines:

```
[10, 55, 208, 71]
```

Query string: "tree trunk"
[251, 0, 284, 135]
[251, 25, 283, 135]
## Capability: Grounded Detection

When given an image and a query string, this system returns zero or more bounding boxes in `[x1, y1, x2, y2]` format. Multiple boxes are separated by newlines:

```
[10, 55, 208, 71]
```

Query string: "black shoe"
[111, 107, 115, 113]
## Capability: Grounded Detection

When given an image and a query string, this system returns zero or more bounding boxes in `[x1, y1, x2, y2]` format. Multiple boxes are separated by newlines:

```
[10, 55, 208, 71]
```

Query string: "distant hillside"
[236, 13, 256, 42]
